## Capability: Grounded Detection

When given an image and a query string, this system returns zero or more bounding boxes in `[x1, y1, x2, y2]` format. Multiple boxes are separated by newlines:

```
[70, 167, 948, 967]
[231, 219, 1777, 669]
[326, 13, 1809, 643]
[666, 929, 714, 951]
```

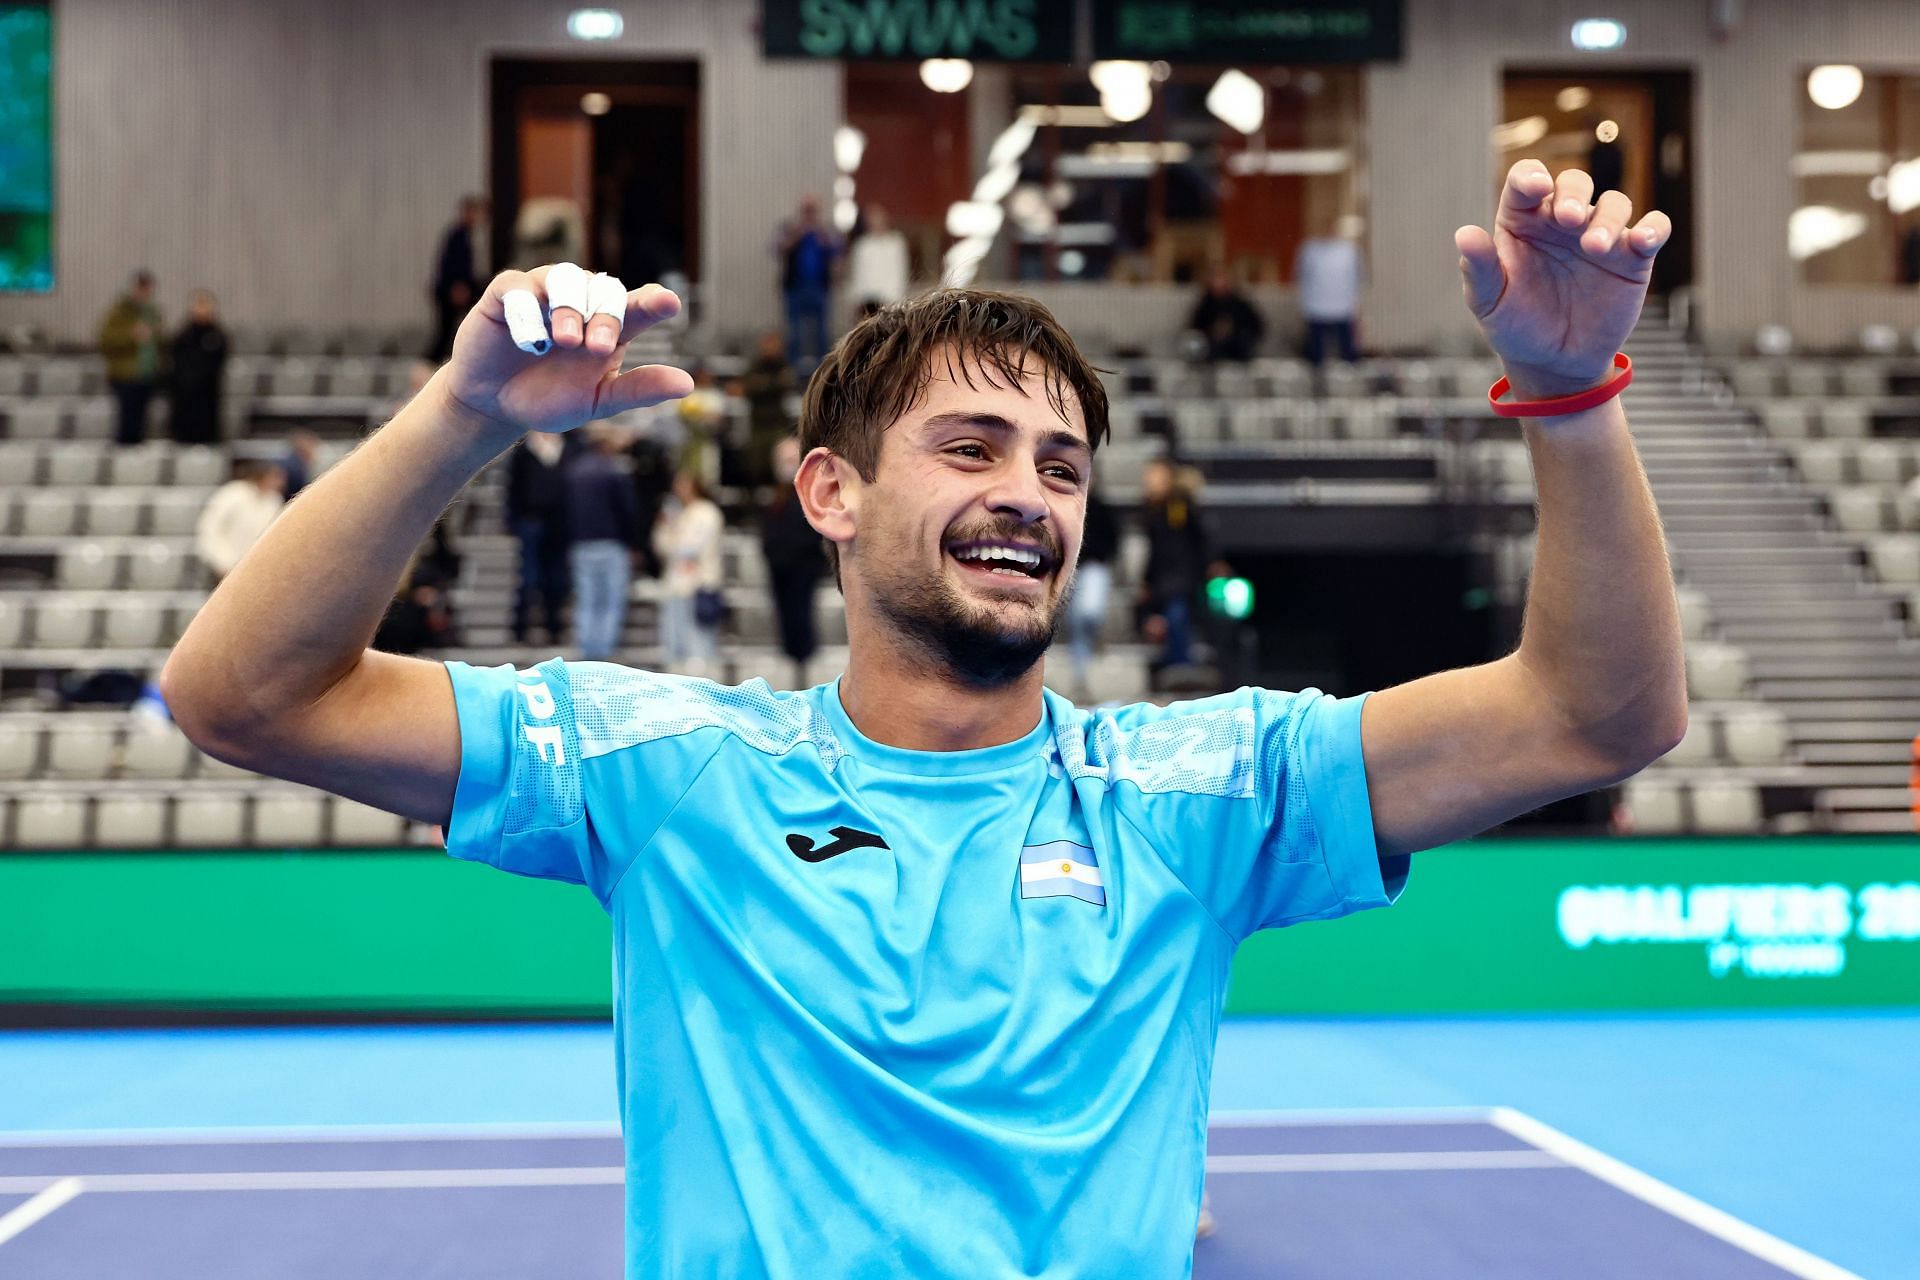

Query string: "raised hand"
[440, 263, 694, 437]
[1455, 160, 1671, 400]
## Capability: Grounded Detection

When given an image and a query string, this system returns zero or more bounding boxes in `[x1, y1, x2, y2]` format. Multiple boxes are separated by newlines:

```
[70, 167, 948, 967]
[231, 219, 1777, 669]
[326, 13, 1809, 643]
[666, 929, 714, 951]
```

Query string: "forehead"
[891, 348, 1089, 443]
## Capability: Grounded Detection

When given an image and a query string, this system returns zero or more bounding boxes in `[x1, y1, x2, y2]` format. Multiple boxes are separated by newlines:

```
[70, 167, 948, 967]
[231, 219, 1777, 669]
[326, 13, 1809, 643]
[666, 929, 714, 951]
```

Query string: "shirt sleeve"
[441, 656, 721, 904]
[1096, 686, 1406, 941]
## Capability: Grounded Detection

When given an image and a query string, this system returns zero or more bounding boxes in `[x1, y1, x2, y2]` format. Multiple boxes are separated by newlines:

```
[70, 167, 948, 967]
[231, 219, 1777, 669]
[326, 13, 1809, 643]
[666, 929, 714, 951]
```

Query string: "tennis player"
[162, 159, 1683, 1276]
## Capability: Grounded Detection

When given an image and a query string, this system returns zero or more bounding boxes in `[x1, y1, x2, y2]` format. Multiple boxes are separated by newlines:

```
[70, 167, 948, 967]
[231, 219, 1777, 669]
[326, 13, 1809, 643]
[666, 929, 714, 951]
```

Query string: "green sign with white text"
[762, 0, 1074, 62]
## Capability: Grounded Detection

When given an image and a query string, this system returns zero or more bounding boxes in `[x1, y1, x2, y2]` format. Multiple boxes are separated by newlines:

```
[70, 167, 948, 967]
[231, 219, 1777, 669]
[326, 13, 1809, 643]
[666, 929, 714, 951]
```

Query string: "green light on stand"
[1206, 576, 1254, 620]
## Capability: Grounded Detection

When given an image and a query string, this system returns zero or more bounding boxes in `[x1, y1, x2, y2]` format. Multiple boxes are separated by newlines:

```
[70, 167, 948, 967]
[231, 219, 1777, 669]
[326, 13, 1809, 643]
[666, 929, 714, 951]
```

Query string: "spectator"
[1138, 458, 1209, 671]
[195, 460, 286, 582]
[735, 329, 796, 490]
[760, 437, 826, 689]
[373, 529, 460, 656]
[566, 425, 641, 663]
[280, 428, 323, 500]
[846, 204, 910, 317]
[1066, 488, 1119, 699]
[675, 366, 728, 489]
[627, 430, 674, 579]
[1187, 268, 1265, 363]
[776, 195, 841, 369]
[505, 429, 571, 646]
[653, 469, 724, 676]
[167, 289, 228, 445]
[1294, 216, 1364, 367]
[429, 194, 489, 362]
[98, 270, 162, 446]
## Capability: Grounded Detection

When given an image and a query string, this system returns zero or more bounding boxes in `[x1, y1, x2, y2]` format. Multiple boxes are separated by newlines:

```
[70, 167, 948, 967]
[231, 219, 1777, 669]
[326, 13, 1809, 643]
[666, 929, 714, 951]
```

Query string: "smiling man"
[162, 160, 1686, 1278]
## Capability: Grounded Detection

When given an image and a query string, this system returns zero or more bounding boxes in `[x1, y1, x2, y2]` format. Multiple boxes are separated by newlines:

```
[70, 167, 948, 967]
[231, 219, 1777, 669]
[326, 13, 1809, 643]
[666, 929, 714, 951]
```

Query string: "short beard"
[872, 567, 1067, 689]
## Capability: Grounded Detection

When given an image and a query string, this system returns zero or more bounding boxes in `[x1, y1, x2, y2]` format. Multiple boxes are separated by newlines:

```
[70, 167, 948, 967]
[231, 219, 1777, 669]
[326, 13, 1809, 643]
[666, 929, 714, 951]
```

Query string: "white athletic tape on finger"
[503, 289, 551, 356]
[545, 261, 591, 319]
[587, 273, 628, 325]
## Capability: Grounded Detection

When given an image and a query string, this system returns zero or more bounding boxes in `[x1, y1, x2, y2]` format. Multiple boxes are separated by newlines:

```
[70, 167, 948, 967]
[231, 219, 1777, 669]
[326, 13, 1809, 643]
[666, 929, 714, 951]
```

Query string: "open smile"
[946, 539, 1054, 591]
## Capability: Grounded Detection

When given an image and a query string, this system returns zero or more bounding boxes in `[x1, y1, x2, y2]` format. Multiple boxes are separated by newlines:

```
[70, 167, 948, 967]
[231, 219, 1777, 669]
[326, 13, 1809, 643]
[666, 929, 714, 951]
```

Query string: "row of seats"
[1143, 357, 1503, 401]
[1721, 360, 1902, 400]
[1, 789, 412, 849]
[0, 489, 212, 538]
[1827, 485, 1920, 535]
[0, 441, 231, 487]
[1753, 401, 1876, 440]
[1790, 439, 1920, 487]
[0, 596, 192, 650]
[1686, 642, 1751, 701]
[45, 540, 201, 592]
[221, 355, 420, 399]
[1867, 536, 1920, 584]
[0, 719, 227, 781]
[1656, 705, 1793, 768]
[1621, 775, 1766, 835]
[1163, 399, 1405, 443]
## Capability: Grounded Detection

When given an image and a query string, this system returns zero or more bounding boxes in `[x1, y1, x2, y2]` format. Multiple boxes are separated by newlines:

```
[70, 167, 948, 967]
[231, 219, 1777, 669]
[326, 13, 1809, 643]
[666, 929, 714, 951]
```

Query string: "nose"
[983, 459, 1050, 527]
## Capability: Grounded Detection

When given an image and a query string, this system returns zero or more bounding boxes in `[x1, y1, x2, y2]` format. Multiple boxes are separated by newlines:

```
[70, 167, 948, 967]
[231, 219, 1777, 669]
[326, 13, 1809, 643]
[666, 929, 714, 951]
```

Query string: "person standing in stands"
[168, 289, 228, 445]
[195, 459, 286, 583]
[736, 329, 798, 491]
[846, 204, 911, 318]
[653, 469, 724, 677]
[429, 195, 489, 362]
[505, 429, 571, 647]
[279, 428, 323, 501]
[98, 270, 162, 446]
[1293, 215, 1364, 368]
[566, 425, 642, 663]
[776, 195, 841, 369]
[1066, 486, 1119, 700]
[760, 436, 826, 689]
[1187, 268, 1265, 363]
[1139, 457, 1209, 672]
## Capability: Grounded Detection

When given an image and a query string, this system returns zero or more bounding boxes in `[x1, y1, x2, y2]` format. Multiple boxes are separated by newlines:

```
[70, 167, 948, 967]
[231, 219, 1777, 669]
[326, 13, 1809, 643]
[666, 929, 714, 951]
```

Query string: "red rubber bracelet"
[1488, 352, 1633, 418]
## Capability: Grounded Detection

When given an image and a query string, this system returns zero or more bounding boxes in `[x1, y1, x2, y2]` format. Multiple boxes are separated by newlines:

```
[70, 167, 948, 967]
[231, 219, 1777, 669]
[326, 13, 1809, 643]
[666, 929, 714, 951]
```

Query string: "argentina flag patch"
[1019, 840, 1105, 907]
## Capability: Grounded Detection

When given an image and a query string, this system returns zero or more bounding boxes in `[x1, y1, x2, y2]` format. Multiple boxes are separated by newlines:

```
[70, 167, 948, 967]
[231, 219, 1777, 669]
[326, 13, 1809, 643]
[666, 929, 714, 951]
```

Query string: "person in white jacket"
[195, 460, 286, 581]
[651, 468, 724, 674]
[846, 204, 911, 317]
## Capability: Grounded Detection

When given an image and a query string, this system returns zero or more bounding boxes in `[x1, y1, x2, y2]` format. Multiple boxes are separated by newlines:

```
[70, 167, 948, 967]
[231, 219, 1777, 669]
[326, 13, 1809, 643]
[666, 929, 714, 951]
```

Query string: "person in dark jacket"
[565, 426, 641, 662]
[1187, 269, 1265, 363]
[734, 329, 798, 490]
[775, 196, 841, 369]
[760, 436, 826, 689]
[98, 270, 162, 446]
[505, 429, 571, 645]
[428, 195, 488, 362]
[167, 289, 228, 445]
[1138, 458, 1210, 670]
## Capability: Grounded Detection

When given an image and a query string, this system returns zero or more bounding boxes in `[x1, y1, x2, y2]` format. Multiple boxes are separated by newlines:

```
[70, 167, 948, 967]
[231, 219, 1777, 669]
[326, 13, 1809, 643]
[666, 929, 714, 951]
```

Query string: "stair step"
[1817, 785, 1914, 807]
[1826, 810, 1916, 832]
[1780, 700, 1920, 721]
[1798, 764, 1912, 785]
[1801, 742, 1909, 764]
[1759, 678, 1920, 699]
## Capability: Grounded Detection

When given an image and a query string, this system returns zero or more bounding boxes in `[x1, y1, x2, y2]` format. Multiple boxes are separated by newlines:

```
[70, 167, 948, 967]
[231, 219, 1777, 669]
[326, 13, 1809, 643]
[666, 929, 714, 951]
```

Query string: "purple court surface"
[0, 1110, 1855, 1279]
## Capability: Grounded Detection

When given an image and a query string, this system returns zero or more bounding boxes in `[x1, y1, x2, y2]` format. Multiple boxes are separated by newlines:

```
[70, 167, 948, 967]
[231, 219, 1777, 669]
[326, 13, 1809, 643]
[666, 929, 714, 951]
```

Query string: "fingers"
[1628, 209, 1672, 257]
[1499, 158, 1555, 219]
[543, 263, 592, 349]
[489, 263, 658, 358]
[1583, 189, 1633, 254]
[617, 283, 684, 343]
[1453, 224, 1505, 318]
[598, 362, 696, 417]
[1552, 168, 1596, 230]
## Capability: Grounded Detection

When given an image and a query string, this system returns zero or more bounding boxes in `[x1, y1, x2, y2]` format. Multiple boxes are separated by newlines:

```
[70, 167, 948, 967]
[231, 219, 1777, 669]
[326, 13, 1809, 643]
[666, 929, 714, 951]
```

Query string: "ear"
[795, 446, 858, 555]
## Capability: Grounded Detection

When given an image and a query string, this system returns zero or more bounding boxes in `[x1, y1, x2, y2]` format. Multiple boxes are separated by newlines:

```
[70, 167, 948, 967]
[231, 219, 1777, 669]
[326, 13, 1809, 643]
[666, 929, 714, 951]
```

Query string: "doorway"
[488, 59, 701, 288]
[1501, 68, 1695, 296]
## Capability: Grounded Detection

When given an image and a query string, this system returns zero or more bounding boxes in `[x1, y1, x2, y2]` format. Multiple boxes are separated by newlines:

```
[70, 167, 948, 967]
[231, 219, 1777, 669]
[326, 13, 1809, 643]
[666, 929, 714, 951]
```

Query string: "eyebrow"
[918, 411, 1091, 457]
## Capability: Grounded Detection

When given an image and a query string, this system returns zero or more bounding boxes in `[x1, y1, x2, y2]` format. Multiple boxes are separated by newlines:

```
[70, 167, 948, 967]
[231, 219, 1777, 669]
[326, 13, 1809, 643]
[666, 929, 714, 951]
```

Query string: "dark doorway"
[489, 59, 701, 287]
[1501, 67, 1695, 296]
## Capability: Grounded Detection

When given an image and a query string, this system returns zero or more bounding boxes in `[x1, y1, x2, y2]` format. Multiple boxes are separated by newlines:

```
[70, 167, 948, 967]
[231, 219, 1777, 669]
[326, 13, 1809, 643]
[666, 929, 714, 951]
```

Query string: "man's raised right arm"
[160, 266, 692, 826]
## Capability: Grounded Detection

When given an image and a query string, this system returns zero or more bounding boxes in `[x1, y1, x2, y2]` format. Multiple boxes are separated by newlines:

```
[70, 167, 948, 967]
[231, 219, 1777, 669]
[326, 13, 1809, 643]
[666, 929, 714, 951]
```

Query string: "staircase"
[1626, 303, 1919, 832]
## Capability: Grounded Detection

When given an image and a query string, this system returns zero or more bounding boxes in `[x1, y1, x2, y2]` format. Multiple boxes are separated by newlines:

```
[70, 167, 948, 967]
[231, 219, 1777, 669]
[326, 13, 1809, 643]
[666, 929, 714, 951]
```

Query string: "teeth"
[954, 544, 1042, 569]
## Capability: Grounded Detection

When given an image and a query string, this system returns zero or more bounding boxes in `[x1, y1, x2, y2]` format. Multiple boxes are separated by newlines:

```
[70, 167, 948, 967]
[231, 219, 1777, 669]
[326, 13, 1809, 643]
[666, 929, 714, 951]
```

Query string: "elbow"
[1587, 694, 1691, 779]
[158, 649, 255, 766]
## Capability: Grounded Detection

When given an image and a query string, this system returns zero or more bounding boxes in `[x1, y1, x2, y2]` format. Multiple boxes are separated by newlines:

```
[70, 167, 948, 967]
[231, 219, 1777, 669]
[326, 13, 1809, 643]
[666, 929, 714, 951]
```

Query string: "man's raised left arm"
[1358, 159, 1688, 859]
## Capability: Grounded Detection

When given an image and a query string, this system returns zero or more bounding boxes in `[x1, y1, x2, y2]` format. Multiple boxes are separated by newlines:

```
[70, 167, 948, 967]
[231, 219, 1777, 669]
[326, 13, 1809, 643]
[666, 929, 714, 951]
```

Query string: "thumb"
[1454, 225, 1505, 319]
[597, 363, 696, 419]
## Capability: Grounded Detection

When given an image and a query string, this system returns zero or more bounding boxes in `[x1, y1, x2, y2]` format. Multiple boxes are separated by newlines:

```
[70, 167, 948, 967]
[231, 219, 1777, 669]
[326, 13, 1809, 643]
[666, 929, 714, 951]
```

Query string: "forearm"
[1513, 396, 1688, 758]
[163, 369, 520, 738]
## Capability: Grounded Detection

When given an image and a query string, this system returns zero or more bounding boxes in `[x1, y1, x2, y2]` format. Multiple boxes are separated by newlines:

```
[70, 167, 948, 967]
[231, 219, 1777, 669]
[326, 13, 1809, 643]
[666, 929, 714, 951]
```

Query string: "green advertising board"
[1092, 0, 1402, 63]
[761, 0, 1075, 62]
[2, 837, 1916, 1020]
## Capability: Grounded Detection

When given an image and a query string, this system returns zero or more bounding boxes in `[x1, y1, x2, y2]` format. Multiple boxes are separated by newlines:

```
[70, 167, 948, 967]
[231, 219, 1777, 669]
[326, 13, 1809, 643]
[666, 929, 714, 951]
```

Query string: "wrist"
[1499, 365, 1611, 401]
[421, 369, 527, 456]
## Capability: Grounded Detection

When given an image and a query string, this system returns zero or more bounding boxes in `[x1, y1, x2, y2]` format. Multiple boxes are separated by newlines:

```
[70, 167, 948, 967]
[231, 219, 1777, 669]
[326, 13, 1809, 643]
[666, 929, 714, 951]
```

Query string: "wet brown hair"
[797, 288, 1109, 483]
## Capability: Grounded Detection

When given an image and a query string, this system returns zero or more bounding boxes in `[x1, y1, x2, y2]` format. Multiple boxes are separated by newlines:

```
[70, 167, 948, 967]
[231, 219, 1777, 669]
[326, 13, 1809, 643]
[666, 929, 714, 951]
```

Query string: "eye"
[948, 443, 988, 461]
[1043, 463, 1082, 484]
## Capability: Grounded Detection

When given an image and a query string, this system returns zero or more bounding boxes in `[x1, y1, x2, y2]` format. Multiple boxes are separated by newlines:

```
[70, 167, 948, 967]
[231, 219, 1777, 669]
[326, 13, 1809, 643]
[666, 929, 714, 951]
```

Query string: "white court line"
[0, 1167, 622, 1195]
[0, 1177, 84, 1247]
[1488, 1108, 1864, 1280]
[1207, 1150, 1562, 1174]
[0, 1121, 624, 1149]
[1207, 1107, 1498, 1128]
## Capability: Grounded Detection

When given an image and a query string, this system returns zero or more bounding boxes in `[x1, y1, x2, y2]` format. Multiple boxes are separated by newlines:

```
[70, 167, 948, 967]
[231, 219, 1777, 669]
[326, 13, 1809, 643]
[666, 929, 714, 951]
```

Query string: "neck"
[838, 611, 1047, 752]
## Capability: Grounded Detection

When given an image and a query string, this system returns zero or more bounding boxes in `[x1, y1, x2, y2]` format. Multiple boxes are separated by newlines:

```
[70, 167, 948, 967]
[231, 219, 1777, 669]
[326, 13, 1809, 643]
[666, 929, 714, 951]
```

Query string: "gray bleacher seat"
[1173, 404, 1221, 442]
[269, 358, 322, 397]
[1839, 362, 1887, 397]
[1792, 441, 1848, 486]
[121, 725, 195, 779]
[1869, 535, 1920, 584]
[0, 440, 38, 483]
[1342, 399, 1390, 440]
[1728, 362, 1776, 400]
[1674, 586, 1712, 640]
[84, 491, 145, 537]
[330, 797, 407, 846]
[46, 445, 102, 486]
[44, 718, 116, 779]
[1784, 362, 1832, 398]
[0, 721, 39, 779]
[1833, 487, 1891, 534]
[1896, 479, 1920, 531]
[337, 327, 385, 357]
[1322, 363, 1365, 399]
[9, 401, 64, 440]
[1857, 441, 1908, 486]
[1722, 708, 1790, 766]
[0, 359, 24, 395]
[21, 490, 76, 536]
[32, 601, 94, 648]
[70, 399, 114, 441]
[1485, 442, 1533, 489]
[224, 356, 265, 397]
[1661, 714, 1719, 766]
[58, 543, 119, 590]
[172, 446, 227, 488]
[1686, 642, 1750, 700]
[102, 598, 169, 649]
[148, 491, 202, 537]
[0, 491, 15, 535]
[1759, 403, 1811, 439]
[95, 793, 168, 848]
[254, 791, 327, 846]
[108, 445, 168, 486]
[1819, 402, 1870, 439]
[12, 795, 86, 848]
[1692, 779, 1763, 833]
[128, 540, 190, 590]
[35, 360, 84, 397]
[0, 597, 24, 647]
[1623, 776, 1687, 835]
[175, 793, 247, 847]
[327, 359, 376, 397]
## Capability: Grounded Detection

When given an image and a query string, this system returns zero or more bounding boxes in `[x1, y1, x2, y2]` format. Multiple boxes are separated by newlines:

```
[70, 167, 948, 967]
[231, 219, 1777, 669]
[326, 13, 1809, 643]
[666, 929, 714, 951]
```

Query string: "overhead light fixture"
[1091, 61, 1152, 123]
[1206, 69, 1265, 135]
[833, 199, 859, 233]
[919, 58, 974, 93]
[579, 92, 611, 116]
[1569, 19, 1625, 50]
[1788, 150, 1887, 176]
[833, 125, 866, 173]
[1556, 86, 1592, 112]
[1223, 148, 1352, 177]
[567, 9, 622, 40]
[1807, 64, 1864, 110]
[1788, 205, 1868, 261]
[1888, 157, 1920, 215]
[1491, 116, 1549, 150]
[1018, 104, 1117, 128]
[946, 201, 1005, 239]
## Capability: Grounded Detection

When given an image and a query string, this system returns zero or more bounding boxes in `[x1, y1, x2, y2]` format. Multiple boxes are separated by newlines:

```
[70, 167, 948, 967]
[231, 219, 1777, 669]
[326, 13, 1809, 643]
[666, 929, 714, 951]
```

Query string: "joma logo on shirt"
[515, 671, 566, 765]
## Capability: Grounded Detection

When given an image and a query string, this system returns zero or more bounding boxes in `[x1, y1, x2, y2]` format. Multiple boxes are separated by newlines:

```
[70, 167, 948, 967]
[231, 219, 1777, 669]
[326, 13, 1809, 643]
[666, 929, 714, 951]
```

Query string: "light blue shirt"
[445, 658, 1405, 1278]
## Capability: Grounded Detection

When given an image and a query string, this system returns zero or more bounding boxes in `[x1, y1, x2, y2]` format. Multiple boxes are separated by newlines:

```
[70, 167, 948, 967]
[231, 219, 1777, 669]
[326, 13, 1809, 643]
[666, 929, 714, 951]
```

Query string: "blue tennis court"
[0, 1111, 1855, 1278]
